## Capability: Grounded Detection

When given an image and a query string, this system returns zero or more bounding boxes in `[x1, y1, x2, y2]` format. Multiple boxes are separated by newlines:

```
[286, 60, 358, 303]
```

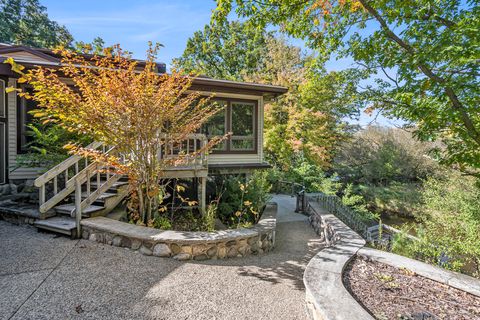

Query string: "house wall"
[6, 83, 268, 182]
[6, 78, 43, 181]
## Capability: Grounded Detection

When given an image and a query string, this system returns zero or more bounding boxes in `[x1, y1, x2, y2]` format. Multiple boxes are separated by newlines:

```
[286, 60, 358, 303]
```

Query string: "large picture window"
[201, 101, 227, 150]
[201, 99, 257, 153]
[231, 102, 255, 150]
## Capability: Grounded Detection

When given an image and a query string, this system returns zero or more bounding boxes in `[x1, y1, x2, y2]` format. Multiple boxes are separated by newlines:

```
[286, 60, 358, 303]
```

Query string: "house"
[0, 44, 287, 236]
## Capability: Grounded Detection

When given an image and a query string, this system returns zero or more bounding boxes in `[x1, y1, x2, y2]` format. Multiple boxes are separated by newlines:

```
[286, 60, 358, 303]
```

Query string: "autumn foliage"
[9, 44, 222, 224]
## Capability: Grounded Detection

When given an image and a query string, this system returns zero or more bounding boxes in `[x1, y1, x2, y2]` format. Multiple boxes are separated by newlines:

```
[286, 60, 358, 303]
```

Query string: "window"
[231, 102, 255, 150]
[202, 99, 257, 153]
[201, 100, 227, 150]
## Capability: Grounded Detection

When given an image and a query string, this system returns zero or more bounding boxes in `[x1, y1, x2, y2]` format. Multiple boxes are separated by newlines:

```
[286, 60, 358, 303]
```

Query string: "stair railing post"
[75, 178, 82, 238]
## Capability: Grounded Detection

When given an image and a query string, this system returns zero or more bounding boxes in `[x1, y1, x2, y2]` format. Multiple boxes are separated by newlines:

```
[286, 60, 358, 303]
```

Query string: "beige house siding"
[7, 79, 17, 174]
[6, 79, 43, 181]
[1, 51, 51, 63]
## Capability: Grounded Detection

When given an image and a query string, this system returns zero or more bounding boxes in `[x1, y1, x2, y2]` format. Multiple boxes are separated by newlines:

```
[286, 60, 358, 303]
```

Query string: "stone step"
[34, 216, 76, 237]
[54, 203, 105, 217]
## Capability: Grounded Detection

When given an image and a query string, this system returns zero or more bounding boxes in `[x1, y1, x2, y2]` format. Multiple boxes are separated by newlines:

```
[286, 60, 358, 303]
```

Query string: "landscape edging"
[80, 202, 277, 260]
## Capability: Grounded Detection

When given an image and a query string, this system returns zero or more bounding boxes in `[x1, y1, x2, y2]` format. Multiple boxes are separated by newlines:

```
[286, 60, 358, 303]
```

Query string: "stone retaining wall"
[303, 197, 373, 320]
[304, 195, 480, 320]
[80, 202, 277, 261]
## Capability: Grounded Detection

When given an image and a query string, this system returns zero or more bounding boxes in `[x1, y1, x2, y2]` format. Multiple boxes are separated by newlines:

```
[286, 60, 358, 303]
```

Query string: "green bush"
[216, 171, 272, 228]
[391, 172, 480, 277]
[17, 121, 92, 168]
[341, 183, 379, 222]
[357, 182, 422, 218]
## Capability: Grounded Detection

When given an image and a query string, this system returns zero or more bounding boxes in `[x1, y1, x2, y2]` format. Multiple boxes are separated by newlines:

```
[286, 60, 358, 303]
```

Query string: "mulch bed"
[343, 255, 480, 320]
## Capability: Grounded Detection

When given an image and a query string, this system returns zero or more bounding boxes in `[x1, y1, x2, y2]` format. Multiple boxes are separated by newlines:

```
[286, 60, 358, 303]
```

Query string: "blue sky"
[41, 0, 218, 66]
[40, 0, 400, 127]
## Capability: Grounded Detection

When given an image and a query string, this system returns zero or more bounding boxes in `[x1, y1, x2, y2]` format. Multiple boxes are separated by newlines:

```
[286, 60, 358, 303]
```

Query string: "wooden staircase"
[34, 177, 128, 237]
[32, 134, 209, 238]
[33, 142, 129, 238]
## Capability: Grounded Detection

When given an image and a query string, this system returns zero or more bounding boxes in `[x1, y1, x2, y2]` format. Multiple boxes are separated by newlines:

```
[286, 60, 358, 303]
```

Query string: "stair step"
[54, 203, 105, 216]
[34, 216, 76, 236]
[80, 192, 117, 201]
[90, 181, 128, 190]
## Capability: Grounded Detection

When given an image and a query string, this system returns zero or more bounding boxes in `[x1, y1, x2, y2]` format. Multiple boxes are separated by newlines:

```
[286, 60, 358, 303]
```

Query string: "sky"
[40, 0, 400, 127]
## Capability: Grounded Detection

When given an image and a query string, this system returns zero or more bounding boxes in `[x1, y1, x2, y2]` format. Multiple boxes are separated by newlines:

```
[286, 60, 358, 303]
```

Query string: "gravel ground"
[0, 195, 325, 320]
[343, 255, 480, 320]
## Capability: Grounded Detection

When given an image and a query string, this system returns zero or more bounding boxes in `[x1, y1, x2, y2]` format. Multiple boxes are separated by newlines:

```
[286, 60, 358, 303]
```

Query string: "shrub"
[391, 172, 480, 277]
[216, 171, 272, 228]
[341, 183, 379, 222]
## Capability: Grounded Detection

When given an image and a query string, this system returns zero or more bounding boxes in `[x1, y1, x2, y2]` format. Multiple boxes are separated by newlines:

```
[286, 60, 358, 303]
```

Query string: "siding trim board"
[0, 77, 7, 184]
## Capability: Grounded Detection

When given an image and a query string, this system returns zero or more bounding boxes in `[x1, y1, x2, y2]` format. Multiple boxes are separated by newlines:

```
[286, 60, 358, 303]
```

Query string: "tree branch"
[357, 0, 480, 147]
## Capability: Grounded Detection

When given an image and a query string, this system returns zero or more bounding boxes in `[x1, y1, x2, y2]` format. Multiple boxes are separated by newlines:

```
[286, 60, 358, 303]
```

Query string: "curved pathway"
[0, 195, 324, 320]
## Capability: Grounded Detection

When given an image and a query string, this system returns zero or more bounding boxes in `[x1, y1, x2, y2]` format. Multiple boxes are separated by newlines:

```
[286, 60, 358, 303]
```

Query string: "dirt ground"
[343, 255, 480, 320]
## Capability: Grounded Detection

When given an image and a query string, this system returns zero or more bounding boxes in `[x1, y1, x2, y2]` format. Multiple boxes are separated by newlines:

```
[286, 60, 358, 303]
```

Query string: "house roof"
[0, 44, 287, 97]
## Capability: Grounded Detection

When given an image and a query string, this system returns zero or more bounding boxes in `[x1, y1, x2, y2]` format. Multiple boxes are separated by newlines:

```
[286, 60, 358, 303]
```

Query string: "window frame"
[205, 97, 258, 154]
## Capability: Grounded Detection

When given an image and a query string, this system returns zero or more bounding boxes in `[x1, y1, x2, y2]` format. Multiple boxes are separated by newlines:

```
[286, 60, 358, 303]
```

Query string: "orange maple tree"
[8, 43, 223, 224]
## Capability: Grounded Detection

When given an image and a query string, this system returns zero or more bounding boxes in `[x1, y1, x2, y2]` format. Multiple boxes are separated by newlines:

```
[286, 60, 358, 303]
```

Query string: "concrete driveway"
[0, 195, 324, 320]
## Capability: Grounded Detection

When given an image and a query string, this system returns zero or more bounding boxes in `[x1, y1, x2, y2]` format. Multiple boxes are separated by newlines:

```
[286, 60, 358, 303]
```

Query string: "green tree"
[173, 21, 270, 81]
[176, 23, 362, 171]
[213, 0, 480, 170]
[0, 0, 73, 48]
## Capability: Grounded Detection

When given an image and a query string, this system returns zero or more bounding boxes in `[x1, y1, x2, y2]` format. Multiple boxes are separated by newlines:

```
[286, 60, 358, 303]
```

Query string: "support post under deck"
[198, 177, 207, 214]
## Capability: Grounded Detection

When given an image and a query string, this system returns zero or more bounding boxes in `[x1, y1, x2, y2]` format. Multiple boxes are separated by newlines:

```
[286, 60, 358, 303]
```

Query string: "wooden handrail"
[34, 141, 102, 187]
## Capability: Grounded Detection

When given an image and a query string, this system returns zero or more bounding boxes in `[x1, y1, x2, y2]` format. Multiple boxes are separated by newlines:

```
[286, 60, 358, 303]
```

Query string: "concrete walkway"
[0, 195, 324, 320]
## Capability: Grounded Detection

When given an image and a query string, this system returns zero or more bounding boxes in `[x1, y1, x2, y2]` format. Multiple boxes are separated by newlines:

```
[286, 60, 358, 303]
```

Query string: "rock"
[170, 243, 181, 254]
[121, 237, 132, 248]
[25, 180, 34, 187]
[89, 233, 98, 242]
[0, 184, 10, 195]
[9, 184, 18, 195]
[207, 246, 217, 257]
[82, 230, 90, 240]
[192, 245, 206, 256]
[139, 245, 152, 256]
[194, 254, 209, 261]
[238, 245, 249, 256]
[218, 247, 227, 259]
[173, 253, 191, 261]
[227, 247, 237, 258]
[131, 239, 142, 250]
[143, 241, 154, 250]
[104, 233, 113, 245]
[262, 240, 270, 249]
[238, 239, 247, 246]
[112, 236, 122, 247]
[226, 240, 237, 247]
[181, 245, 192, 255]
[153, 243, 171, 257]
[247, 236, 258, 246]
